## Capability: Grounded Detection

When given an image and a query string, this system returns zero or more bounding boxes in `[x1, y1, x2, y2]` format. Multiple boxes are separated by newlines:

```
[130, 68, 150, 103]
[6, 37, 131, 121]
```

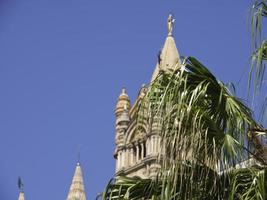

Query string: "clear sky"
[0, 1, 261, 199]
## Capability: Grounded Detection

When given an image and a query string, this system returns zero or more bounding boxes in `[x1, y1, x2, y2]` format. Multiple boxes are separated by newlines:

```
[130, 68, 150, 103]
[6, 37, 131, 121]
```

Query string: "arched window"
[143, 141, 147, 158]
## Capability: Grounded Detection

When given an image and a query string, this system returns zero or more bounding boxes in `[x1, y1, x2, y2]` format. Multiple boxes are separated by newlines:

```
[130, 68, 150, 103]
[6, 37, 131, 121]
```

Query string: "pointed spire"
[66, 162, 87, 200]
[151, 14, 181, 81]
[17, 177, 25, 200]
[18, 191, 25, 200]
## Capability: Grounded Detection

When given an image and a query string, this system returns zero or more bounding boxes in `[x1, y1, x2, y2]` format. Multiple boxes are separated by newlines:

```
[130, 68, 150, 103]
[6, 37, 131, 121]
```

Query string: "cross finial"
[18, 177, 24, 192]
[77, 145, 82, 165]
[122, 87, 126, 94]
[167, 14, 175, 36]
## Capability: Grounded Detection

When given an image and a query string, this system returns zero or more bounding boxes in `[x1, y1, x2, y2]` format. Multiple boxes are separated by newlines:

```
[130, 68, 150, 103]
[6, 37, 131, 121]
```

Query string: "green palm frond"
[143, 56, 258, 161]
[250, 0, 267, 91]
[251, 40, 267, 90]
[138, 57, 262, 199]
[103, 167, 267, 200]
[227, 167, 267, 200]
[102, 176, 161, 200]
[102, 57, 266, 200]
[251, 1, 267, 47]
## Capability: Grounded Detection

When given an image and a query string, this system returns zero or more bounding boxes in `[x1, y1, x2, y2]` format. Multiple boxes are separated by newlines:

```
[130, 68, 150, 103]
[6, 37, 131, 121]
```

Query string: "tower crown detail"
[115, 88, 131, 117]
[167, 14, 175, 36]
[151, 14, 181, 82]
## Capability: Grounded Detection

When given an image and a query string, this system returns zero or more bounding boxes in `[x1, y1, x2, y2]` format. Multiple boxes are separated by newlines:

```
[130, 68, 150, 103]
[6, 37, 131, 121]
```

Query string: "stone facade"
[114, 87, 162, 178]
[114, 15, 182, 179]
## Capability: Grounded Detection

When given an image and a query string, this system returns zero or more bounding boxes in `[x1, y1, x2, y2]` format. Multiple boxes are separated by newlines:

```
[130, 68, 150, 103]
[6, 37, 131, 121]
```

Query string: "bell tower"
[113, 15, 182, 178]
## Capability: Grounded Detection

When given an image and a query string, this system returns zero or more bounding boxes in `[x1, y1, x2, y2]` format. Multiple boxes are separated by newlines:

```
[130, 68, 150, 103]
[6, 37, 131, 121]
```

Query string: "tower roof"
[115, 88, 131, 116]
[66, 162, 87, 200]
[18, 192, 25, 200]
[151, 14, 181, 81]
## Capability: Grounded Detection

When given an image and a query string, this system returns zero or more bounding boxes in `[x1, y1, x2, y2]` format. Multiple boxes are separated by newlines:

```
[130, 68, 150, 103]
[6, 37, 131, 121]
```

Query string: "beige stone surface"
[151, 35, 181, 81]
[18, 192, 25, 200]
[66, 163, 86, 200]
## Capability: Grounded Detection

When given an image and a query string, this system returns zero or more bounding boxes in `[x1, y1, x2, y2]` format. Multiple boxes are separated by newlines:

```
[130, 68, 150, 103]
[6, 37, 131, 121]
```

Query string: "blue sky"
[0, 1, 261, 199]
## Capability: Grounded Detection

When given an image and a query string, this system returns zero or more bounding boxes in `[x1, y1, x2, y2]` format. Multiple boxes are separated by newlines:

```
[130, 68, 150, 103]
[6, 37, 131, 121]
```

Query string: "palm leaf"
[102, 57, 266, 200]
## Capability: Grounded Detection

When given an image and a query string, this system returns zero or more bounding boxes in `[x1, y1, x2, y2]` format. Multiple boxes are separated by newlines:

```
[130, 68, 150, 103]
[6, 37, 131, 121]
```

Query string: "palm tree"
[250, 0, 267, 123]
[101, 2, 267, 199]
[102, 57, 267, 200]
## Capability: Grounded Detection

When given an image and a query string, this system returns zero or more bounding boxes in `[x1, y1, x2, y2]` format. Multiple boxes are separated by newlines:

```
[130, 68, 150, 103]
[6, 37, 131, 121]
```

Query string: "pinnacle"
[151, 15, 181, 82]
[18, 191, 25, 200]
[66, 163, 87, 200]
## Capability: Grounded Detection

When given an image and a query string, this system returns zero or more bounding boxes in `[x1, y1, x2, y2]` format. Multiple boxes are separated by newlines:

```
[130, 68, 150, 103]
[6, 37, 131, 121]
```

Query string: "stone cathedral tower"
[114, 15, 182, 178]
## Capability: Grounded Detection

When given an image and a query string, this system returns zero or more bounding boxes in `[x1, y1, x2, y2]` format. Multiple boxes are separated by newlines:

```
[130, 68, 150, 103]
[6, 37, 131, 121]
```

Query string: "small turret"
[115, 88, 131, 147]
[115, 88, 131, 117]
[115, 88, 131, 146]
[114, 88, 131, 172]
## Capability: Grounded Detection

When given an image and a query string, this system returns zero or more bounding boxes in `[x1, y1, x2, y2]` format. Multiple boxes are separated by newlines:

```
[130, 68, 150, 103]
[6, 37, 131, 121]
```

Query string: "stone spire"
[18, 192, 25, 200]
[17, 177, 25, 200]
[66, 162, 87, 200]
[151, 14, 181, 81]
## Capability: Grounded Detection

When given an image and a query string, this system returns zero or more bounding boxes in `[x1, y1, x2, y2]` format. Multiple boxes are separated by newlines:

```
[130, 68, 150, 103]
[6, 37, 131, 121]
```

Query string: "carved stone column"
[130, 147, 134, 165]
[136, 144, 140, 161]
[125, 148, 129, 167]
[149, 136, 152, 155]
[122, 149, 125, 167]
[146, 139, 149, 156]
[117, 151, 121, 169]
[158, 137, 161, 153]
[151, 136, 155, 154]
[155, 136, 158, 153]
[116, 155, 119, 171]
